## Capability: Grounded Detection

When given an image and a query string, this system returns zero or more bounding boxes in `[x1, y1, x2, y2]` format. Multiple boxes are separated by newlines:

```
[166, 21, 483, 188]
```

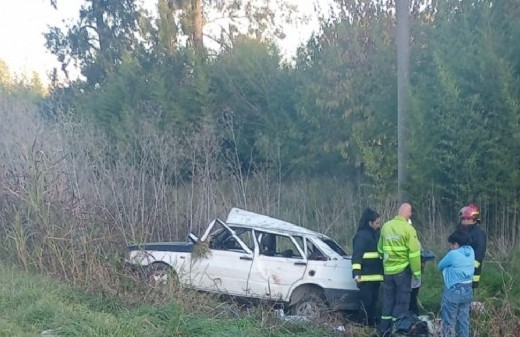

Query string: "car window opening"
[322, 238, 349, 257]
[305, 239, 327, 261]
[256, 232, 303, 259]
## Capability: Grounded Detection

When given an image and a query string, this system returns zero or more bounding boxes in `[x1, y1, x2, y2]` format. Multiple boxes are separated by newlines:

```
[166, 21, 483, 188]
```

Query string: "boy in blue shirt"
[438, 229, 475, 337]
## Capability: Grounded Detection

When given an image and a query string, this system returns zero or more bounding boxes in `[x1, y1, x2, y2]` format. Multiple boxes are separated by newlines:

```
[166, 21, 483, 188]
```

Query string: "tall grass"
[0, 265, 348, 337]
[1, 97, 519, 336]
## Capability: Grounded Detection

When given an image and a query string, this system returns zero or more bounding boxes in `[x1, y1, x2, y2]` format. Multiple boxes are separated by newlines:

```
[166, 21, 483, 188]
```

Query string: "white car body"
[125, 208, 360, 313]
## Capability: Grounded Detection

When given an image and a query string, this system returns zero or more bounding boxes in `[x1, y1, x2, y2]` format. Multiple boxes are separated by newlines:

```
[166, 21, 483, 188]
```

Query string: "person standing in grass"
[408, 218, 422, 316]
[377, 203, 422, 337]
[438, 229, 475, 337]
[458, 203, 486, 289]
[352, 208, 383, 327]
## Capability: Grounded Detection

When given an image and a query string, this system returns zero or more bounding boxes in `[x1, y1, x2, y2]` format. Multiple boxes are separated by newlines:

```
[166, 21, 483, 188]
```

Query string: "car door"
[190, 220, 254, 296]
[246, 231, 307, 301]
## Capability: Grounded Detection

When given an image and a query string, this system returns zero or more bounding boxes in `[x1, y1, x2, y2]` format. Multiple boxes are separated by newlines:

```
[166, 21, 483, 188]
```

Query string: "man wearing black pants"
[378, 203, 422, 337]
[409, 251, 436, 316]
[410, 286, 420, 316]
[408, 219, 422, 317]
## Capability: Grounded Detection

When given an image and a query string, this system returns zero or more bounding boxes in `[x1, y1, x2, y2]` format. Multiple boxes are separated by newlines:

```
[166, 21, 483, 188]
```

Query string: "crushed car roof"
[226, 207, 325, 237]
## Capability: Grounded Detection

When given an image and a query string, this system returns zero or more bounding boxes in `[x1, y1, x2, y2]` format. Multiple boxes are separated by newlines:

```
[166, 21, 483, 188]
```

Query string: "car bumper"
[324, 288, 361, 311]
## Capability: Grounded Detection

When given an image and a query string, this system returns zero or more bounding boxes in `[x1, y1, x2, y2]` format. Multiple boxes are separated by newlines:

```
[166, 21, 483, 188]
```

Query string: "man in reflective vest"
[458, 203, 486, 289]
[352, 208, 383, 326]
[377, 203, 422, 337]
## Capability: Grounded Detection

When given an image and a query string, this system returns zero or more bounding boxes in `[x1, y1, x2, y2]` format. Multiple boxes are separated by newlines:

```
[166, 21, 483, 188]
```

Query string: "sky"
[0, 0, 324, 84]
[0, 0, 81, 81]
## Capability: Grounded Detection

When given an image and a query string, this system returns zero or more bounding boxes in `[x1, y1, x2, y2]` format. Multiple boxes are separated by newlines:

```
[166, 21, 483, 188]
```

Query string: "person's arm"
[474, 229, 487, 264]
[377, 230, 383, 257]
[437, 250, 454, 271]
[352, 232, 366, 280]
[407, 227, 422, 278]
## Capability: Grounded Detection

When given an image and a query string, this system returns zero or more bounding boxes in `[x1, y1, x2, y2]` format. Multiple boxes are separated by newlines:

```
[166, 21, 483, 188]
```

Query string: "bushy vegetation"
[1, 0, 520, 336]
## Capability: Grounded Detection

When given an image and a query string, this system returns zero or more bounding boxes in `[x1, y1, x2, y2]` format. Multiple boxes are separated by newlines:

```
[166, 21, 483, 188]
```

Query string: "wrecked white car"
[125, 208, 360, 318]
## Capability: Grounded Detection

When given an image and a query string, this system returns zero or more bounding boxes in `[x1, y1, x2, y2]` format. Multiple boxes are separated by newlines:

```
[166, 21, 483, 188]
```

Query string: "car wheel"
[291, 291, 328, 320]
[144, 263, 176, 287]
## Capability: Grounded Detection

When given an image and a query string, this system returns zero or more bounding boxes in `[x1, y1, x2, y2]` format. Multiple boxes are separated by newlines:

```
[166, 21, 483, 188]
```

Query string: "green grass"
[416, 247, 520, 316]
[2, 253, 518, 337]
[0, 266, 349, 337]
[419, 256, 520, 313]
[415, 262, 444, 314]
[412, 249, 520, 337]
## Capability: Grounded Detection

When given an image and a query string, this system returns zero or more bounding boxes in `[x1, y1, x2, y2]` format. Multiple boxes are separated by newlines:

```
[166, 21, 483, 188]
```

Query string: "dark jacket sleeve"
[352, 231, 367, 278]
[474, 228, 487, 263]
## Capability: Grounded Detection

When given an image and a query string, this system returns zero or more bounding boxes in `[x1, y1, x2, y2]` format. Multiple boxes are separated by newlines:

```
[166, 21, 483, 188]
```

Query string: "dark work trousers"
[357, 281, 381, 326]
[379, 268, 412, 337]
[410, 286, 420, 315]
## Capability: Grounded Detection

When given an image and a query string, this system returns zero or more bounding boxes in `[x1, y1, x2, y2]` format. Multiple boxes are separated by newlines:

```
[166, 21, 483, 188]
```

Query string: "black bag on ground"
[393, 313, 429, 337]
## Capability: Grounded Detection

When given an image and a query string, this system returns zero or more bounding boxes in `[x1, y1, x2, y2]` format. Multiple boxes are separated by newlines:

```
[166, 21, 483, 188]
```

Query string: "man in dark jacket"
[352, 208, 383, 326]
[458, 203, 487, 288]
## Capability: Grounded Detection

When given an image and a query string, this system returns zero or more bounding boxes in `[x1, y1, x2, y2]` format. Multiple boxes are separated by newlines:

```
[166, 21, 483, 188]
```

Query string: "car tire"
[290, 291, 328, 320]
[143, 263, 177, 287]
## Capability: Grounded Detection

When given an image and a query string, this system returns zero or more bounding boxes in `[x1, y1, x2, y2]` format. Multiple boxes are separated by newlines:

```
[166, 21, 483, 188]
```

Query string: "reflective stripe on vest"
[363, 252, 380, 259]
[475, 260, 481, 268]
[360, 274, 384, 282]
[381, 316, 393, 321]
[409, 250, 421, 259]
[352, 263, 361, 270]
[382, 245, 408, 252]
[473, 275, 481, 282]
[384, 261, 409, 273]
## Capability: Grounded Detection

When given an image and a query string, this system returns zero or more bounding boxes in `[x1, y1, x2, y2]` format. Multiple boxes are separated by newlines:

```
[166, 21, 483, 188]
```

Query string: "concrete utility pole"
[396, 0, 410, 203]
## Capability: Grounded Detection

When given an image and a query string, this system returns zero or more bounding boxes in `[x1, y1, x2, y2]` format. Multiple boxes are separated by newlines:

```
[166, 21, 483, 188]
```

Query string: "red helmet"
[459, 203, 480, 221]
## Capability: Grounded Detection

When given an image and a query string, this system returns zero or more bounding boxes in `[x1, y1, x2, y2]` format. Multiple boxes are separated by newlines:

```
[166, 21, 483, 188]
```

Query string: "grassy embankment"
[1, 248, 519, 337]
[0, 265, 358, 337]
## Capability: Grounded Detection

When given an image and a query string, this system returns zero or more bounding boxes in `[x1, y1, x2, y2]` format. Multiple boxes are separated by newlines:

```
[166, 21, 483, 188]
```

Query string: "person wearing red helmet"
[458, 203, 487, 288]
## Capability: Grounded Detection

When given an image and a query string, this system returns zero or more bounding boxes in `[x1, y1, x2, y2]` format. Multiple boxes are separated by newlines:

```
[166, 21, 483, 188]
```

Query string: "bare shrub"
[471, 299, 520, 337]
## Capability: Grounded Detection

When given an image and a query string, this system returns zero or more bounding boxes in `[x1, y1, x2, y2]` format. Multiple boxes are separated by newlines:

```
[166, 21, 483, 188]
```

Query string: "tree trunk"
[92, 0, 108, 53]
[191, 0, 204, 52]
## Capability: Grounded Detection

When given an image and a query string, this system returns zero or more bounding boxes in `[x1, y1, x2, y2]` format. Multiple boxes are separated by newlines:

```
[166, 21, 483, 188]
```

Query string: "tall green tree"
[155, 0, 180, 56]
[45, 0, 143, 86]
[294, 3, 400, 195]
[408, 0, 520, 221]
[210, 37, 298, 172]
[158, 0, 300, 54]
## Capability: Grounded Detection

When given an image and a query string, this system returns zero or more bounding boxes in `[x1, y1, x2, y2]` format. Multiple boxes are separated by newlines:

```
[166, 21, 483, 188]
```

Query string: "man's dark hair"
[448, 229, 471, 246]
[357, 208, 380, 231]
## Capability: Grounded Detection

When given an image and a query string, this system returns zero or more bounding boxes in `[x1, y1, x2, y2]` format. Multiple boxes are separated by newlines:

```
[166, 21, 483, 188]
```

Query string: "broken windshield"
[322, 238, 349, 257]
